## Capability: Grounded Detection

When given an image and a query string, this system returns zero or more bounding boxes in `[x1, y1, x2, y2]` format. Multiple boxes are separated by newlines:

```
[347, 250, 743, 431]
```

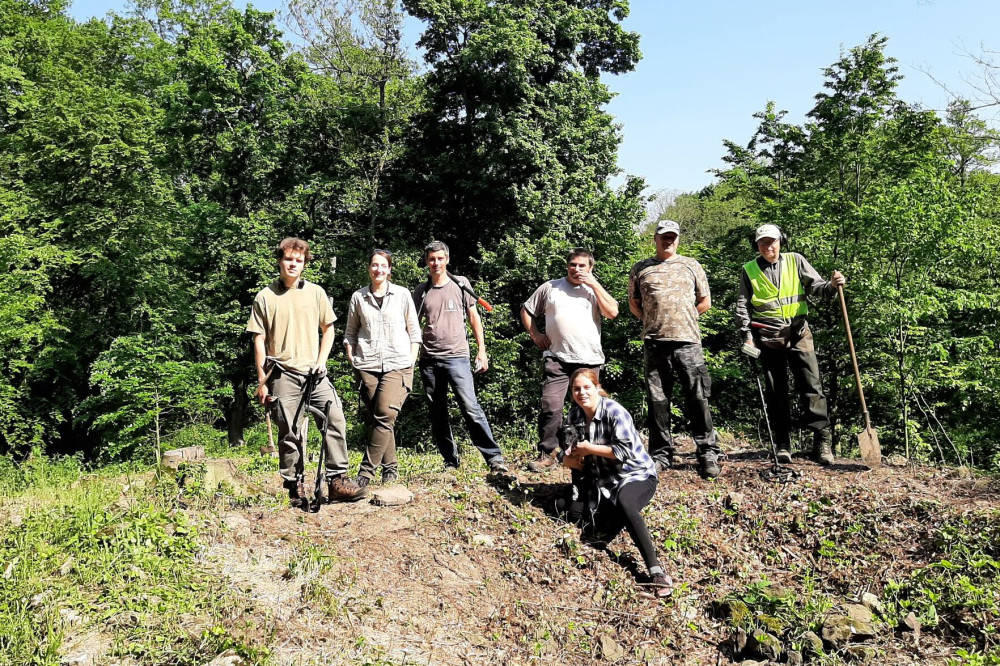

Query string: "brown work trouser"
[357, 367, 413, 479]
[269, 370, 350, 482]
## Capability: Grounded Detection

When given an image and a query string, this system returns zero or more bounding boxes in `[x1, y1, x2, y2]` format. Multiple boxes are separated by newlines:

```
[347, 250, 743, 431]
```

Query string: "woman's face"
[369, 254, 390, 285]
[572, 375, 600, 411]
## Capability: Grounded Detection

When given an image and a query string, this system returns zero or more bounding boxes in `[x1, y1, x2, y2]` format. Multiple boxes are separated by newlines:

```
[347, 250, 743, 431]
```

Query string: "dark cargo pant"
[643, 340, 717, 464]
[756, 321, 830, 449]
[537, 356, 601, 455]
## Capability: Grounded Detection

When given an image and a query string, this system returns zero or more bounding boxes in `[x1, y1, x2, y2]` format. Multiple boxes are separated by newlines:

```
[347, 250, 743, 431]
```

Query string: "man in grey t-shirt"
[413, 241, 509, 474]
[521, 248, 619, 472]
[629, 220, 719, 479]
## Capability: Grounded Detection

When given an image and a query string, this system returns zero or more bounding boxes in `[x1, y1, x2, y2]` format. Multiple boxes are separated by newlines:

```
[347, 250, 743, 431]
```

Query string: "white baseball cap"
[754, 224, 782, 242]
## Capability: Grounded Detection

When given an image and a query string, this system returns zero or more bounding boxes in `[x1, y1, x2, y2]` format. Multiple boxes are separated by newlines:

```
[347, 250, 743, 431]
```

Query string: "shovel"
[837, 284, 882, 469]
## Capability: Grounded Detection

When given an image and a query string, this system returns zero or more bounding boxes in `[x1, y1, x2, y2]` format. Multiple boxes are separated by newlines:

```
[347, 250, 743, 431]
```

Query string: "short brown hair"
[567, 248, 595, 268]
[274, 237, 313, 263]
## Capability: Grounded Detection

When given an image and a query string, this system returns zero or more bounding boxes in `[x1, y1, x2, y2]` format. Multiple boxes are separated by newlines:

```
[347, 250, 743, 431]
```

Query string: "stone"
[885, 454, 908, 467]
[845, 603, 873, 623]
[598, 634, 625, 661]
[205, 650, 246, 666]
[471, 534, 495, 548]
[901, 611, 921, 634]
[821, 616, 855, 649]
[800, 630, 824, 656]
[58, 608, 82, 627]
[733, 627, 748, 654]
[370, 484, 414, 506]
[785, 648, 803, 665]
[746, 630, 782, 661]
[844, 645, 878, 662]
[861, 592, 884, 617]
[725, 491, 745, 510]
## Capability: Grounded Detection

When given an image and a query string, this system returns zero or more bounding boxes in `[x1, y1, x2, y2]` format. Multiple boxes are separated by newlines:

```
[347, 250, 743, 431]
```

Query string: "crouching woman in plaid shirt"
[562, 368, 671, 598]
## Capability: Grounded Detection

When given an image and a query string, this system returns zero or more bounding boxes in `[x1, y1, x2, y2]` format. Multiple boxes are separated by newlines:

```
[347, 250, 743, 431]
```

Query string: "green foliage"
[699, 34, 1000, 465]
[884, 512, 1000, 653]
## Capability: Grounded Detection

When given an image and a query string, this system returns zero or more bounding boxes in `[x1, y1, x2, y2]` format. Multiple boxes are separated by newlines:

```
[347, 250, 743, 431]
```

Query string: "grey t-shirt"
[522, 277, 605, 365]
[412, 277, 472, 358]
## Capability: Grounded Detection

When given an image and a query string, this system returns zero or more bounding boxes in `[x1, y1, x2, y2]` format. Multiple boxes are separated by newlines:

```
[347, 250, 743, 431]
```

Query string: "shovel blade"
[857, 427, 881, 469]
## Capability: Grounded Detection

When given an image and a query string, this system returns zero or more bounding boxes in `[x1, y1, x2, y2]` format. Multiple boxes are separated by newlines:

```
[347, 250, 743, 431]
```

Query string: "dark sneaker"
[327, 475, 369, 502]
[355, 475, 373, 488]
[526, 451, 558, 473]
[382, 470, 399, 484]
[698, 456, 720, 480]
[775, 448, 793, 465]
[649, 572, 673, 599]
[488, 459, 510, 475]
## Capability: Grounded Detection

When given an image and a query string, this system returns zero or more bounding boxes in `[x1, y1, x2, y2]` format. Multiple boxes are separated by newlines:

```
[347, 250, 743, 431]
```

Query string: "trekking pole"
[741, 343, 799, 483]
[307, 398, 333, 512]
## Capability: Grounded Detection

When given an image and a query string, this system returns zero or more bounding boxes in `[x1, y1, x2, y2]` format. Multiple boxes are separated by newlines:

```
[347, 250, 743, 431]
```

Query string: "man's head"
[275, 237, 312, 285]
[754, 224, 783, 263]
[654, 219, 680, 259]
[566, 248, 595, 285]
[424, 240, 450, 279]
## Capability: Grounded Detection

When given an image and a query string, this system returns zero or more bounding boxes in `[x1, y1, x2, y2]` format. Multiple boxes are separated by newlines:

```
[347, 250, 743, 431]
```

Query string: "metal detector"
[741, 343, 800, 483]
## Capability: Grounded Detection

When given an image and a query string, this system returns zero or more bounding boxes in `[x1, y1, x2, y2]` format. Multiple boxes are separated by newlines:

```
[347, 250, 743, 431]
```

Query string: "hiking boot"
[355, 475, 373, 489]
[488, 458, 510, 475]
[327, 474, 368, 502]
[649, 572, 674, 599]
[812, 431, 834, 466]
[284, 478, 307, 508]
[775, 447, 793, 464]
[698, 454, 720, 480]
[382, 470, 399, 484]
[526, 450, 558, 473]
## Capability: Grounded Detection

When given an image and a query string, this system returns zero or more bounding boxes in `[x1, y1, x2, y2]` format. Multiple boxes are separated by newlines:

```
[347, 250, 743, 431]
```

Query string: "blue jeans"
[420, 357, 503, 466]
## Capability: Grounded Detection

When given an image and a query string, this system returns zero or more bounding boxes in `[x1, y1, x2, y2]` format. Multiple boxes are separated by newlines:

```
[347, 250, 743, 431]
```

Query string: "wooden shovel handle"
[838, 284, 872, 430]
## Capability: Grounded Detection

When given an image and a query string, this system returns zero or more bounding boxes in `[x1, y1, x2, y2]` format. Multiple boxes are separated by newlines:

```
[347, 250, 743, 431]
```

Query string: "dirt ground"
[194, 441, 1000, 665]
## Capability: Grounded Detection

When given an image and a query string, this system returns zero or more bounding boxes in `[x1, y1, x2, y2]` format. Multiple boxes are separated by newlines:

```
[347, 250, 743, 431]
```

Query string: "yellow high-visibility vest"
[743, 255, 807, 325]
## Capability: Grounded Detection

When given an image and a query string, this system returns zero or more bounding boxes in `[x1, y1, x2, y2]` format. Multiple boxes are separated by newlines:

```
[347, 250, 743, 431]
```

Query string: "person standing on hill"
[521, 248, 619, 473]
[247, 237, 368, 507]
[344, 249, 422, 487]
[628, 220, 719, 479]
[412, 241, 509, 474]
[737, 224, 845, 465]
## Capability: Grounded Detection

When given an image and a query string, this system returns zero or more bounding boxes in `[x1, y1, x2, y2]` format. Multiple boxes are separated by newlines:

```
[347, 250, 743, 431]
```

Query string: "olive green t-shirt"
[246, 279, 336, 374]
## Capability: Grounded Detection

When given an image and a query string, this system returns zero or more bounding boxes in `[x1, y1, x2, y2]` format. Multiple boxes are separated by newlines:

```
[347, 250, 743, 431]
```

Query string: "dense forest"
[1, 0, 998, 470]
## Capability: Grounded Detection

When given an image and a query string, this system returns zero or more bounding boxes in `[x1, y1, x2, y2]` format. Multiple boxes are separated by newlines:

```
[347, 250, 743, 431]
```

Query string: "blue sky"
[68, 0, 1000, 193]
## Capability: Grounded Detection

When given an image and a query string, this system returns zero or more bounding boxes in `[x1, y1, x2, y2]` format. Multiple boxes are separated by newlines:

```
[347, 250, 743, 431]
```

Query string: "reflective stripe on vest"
[743, 255, 807, 323]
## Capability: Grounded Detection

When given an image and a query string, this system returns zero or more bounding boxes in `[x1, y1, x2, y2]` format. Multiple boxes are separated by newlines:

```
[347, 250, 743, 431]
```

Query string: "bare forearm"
[317, 324, 336, 367]
[253, 335, 267, 384]
[628, 298, 643, 320]
[572, 441, 616, 459]
[696, 296, 711, 316]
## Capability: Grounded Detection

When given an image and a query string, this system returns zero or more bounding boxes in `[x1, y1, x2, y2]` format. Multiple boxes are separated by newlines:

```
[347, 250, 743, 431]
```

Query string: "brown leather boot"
[812, 431, 834, 466]
[327, 474, 369, 502]
[526, 450, 558, 473]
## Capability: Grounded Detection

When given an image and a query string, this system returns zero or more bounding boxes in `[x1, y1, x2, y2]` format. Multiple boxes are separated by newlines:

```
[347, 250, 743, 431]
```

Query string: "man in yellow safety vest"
[736, 224, 845, 465]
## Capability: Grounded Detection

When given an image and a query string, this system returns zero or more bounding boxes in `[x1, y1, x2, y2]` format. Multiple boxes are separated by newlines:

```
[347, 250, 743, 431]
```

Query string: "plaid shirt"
[568, 397, 655, 501]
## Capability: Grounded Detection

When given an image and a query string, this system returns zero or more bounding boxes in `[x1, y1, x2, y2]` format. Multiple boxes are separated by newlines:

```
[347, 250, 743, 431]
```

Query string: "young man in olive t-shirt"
[412, 241, 509, 474]
[247, 237, 367, 506]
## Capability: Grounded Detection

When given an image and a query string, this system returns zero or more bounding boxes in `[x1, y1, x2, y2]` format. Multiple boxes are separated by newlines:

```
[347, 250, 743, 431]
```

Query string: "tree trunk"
[227, 379, 249, 447]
